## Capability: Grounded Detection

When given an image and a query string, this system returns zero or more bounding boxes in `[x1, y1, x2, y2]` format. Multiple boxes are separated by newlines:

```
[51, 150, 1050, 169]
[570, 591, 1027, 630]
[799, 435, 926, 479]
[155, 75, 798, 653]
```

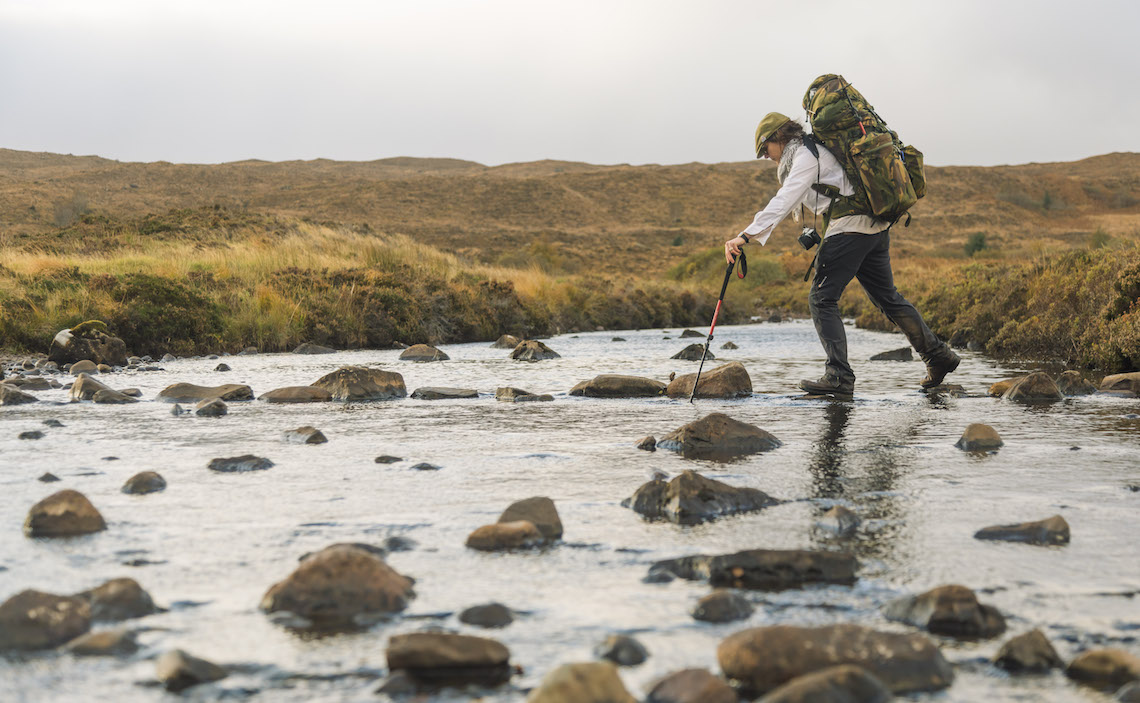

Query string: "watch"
[740, 233, 751, 244]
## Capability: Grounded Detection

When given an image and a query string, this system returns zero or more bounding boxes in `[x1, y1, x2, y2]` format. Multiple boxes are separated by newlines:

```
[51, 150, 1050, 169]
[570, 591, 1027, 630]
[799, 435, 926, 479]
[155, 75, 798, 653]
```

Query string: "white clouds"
[1, 0, 1136, 166]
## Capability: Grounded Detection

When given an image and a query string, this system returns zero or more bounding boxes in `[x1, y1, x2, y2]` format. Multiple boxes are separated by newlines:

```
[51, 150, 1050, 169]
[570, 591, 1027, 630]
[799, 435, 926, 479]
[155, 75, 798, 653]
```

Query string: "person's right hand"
[724, 236, 746, 265]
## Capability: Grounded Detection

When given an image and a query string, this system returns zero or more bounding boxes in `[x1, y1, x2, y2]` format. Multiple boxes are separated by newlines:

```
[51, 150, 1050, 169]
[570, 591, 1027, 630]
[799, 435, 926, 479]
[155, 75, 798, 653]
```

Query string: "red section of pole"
[708, 300, 723, 336]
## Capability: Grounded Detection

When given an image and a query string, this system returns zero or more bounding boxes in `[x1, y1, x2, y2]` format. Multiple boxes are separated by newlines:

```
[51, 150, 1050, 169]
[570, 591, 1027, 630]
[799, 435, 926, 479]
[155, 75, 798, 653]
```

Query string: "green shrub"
[965, 232, 988, 257]
[1090, 227, 1112, 249]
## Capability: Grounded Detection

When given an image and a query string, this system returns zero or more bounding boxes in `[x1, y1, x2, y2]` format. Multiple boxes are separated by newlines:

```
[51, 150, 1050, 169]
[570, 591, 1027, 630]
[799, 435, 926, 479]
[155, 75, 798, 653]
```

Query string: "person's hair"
[771, 120, 805, 145]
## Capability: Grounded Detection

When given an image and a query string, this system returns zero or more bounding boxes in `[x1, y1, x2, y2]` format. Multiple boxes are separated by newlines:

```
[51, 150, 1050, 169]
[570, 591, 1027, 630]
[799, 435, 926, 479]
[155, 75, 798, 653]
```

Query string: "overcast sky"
[1, 0, 1136, 167]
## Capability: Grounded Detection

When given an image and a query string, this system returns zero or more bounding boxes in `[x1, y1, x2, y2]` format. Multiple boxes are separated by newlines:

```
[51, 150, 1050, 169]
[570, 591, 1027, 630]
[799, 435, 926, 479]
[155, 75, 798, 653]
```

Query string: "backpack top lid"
[802, 74, 880, 136]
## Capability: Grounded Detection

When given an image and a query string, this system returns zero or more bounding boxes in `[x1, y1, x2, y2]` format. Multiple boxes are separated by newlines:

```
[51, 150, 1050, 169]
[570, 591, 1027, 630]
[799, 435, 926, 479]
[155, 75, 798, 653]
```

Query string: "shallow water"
[2, 320, 1138, 702]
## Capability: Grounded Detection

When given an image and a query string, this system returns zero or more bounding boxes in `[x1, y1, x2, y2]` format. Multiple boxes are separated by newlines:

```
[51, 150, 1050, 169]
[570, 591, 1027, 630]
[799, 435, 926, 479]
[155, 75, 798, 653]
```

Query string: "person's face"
[762, 140, 783, 162]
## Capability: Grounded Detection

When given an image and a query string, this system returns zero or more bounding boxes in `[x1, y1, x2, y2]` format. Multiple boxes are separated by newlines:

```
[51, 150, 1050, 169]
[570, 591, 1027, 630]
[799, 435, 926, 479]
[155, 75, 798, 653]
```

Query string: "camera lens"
[798, 228, 821, 251]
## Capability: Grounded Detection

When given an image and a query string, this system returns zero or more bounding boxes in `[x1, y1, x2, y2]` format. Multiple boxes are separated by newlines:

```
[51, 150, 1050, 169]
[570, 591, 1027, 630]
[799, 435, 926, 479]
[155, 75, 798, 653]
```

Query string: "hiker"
[723, 111, 959, 399]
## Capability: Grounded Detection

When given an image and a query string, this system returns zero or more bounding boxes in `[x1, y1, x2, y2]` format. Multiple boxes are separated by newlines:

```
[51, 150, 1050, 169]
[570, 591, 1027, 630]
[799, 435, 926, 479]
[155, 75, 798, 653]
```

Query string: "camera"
[798, 227, 821, 251]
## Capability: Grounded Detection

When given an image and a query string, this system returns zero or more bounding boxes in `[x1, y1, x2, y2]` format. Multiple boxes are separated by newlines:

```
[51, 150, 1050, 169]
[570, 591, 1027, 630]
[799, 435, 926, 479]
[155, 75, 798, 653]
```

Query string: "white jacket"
[741, 139, 888, 245]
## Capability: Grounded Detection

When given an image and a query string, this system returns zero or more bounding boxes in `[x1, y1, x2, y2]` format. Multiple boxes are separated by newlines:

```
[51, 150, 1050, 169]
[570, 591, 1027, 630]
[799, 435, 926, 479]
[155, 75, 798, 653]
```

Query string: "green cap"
[754, 111, 791, 158]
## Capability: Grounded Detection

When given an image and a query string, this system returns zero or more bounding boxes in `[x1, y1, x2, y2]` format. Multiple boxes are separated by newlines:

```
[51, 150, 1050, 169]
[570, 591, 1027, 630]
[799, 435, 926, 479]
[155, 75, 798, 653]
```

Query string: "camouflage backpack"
[802, 74, 925, 225]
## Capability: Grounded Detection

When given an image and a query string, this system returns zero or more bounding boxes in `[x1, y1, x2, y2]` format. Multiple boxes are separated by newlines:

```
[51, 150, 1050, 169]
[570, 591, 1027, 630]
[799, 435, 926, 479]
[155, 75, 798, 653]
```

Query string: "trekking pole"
[689, 250, 746, 403]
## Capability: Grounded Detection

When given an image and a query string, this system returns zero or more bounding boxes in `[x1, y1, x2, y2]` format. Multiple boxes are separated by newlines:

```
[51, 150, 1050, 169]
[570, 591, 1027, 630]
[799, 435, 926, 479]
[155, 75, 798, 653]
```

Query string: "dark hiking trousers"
[808, 230, 949, 385]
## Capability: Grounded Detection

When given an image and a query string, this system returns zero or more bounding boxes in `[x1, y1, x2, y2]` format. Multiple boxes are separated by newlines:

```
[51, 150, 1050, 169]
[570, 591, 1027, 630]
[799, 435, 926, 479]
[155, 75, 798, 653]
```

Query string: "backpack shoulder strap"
[801, 134, 820, 158]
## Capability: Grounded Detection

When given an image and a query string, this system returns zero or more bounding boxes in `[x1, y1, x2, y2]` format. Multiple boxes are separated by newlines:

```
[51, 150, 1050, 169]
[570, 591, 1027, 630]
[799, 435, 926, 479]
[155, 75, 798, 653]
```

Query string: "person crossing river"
[723, 111, 959, 400]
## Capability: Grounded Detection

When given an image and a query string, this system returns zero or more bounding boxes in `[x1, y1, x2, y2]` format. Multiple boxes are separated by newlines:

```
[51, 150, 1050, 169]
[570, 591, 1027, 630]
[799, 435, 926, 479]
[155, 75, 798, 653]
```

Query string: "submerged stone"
[594, 634, 648, 666]
[292, 342, 336, 354]
[411, 386, 478, 400]
[157, 382, 253, 403]
[870, 347, 912, 361]
[692, 589, 753, 623]
[122, 471, 166, 495]
[672, 344, 711, 361]
[459, 603, 514, 629]
[258, 386, 333, 403]
[657, 412, 780, 459]
[974, 515, 1070, 545]
[994, 629, 1064, 673]
[387, 632, 511, 686]
[955, 423, 1003, 451]
[883, 584, 1005, 640]
[651, 549, 857, 591]
[622, 470, 779, 524]
[207, 455, 274, 472]
[283, 426, 328, 444]
[466, 521, 544, 551]
[569, 374, 666, 397]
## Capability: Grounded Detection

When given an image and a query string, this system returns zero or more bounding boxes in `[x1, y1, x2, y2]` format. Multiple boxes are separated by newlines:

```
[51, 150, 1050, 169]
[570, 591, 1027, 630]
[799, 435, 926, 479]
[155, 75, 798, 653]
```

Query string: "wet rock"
[122, 471, 166, 495]
[384, 535, 416, 552]
[1003, 372, 1063, 402]
[311, 365, 407, 401]
[0, 384, 38, 406]
[38, 472, 61, 483]
[511, 340, 560, 361]
[681, 329, 704, 338]
[24, 489, 106, 537]
[411, 386, 478, 400]
[527, 661, 636, 702]
[491, 334, 521, 349]
[646, 668, 737, 703]
[399, 344, 449, 361]
[1119, 682, 1140, 702]
[569, 374, 666, 397]
[0, 589, 91, 651]
[656, 412, 780, 459]
[496, 386, 553, 402]
[195, 398, 227, 416]
[157, 382, 253, 403]
[611, 336, 626, 342]
[375, 670, 418, 696]
[1057, 370, 1097, 396]
[498, 497, 562, 540]
[76, 578, 157, 620]
[717, 623, 953, 695]
[156, 649, 228, 692]
[721, 341, 739, 350]
[214, 363, 230, 372]
[883, 584, 1006, 639]
[260, 544, 415, 624]
[1067, 649, 1140, 690]
[1101, 371, 1140, 395]
[870, 347, 912, 361]
[292, 342, 336, 354]
[672, 344, 711, 361]
[387, 631, 511, 686]
[636, 435, 656, 451]
[258, 386, 333, 403]
[297, 542, 386, 562]
[19, 430, 44, 440]
[459, 603, 514, 628]
[96, 364, 113, 373]
[758, 664, 892, 703]
[238, 346, 258, 355]
[70, 372, 112, 400]
[374, 455, 403, 464]
[119, 388, 142, 397]
[208, 455, 274, 472]
[666, 362, 753, 399]
[815, 506, 860, 536]
[70, 360, 99, 374]
[692, 589, 754, 623]
[652, 549, 857, 590]
[622, 470, 779, 524]
[49, 322, 128, 367]
[974, 514, 1070, 545]
[595, 634, 648, 666]
[284, 426, 327, 444]
[410, 462, 441, 471]
[955, 423, 1003, 451]
[466, 521, 544, 551]
[4, 376, 52, 391]
[92, 388, 138, 404]
[767, 313, 783, 323]
[170, 403, 187, 416]
[161, 353, 176, 362]
[64, 628, 139, 656]
[994, 629, 1064, 673]
[988, 378, 1020, 397]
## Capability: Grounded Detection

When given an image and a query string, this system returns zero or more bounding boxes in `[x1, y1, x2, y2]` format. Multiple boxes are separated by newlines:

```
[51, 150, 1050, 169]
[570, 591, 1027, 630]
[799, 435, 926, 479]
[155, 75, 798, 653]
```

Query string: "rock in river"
[260, 544, 414, 625]
[292, 342, 336, 354]
[48, 322, 128, 367]
[283, 426, 327, 444]
[387, 632, 511, 686]
[498, 496, 562, 539]
[672, 344, 711, 361]
[70, 359, 98, 374]
[883, 584, 1006, 639]
[814, 506, 860, 537]
[64, 628, 139, 657]
[208, 455, 274, 472]
[1003, 371, 1063, 402]
[717, 624, 953, 695]
[195, 398, 227, 416]
[666, 361, 752, 399]
[569, 374, 666, 397]
[0, 384, 38, 406]
[156, 649, 228, 692]
[692, 589, 753, 623]
[122, 471, 166, 495]
[491, 334, 521, 349]
[994, 629, 1064, 673]
[1057, 370, 1097, 396]
[69, 372, 112, 400]
[651, 549, 857, 591]
[92, 388, 138, 404]
[24, 489, 106, 537]
[258, 386, 333, 403]
[721, 341, 739, 350]
[681, 329, 704, 338]
[496, 386, 553, 402]
[466, 521, 544, 551]
[157, 382, 253, 403]
[1100, 371, 1140, 396]
[459, 603, 514, 628]
[595, 634, 648, 666]
[511, 340, 560, 361]
[1065, 649, 1140, 690]
[399, 344, 449, 361]
[870, 347, 913, 361]
[0, 589, 91, 651]
[312, 365, 406, 400]
[636, 435, 656, 451]
[974, 514, 1070, 545]
[411, 386, 478, 400]
[646, 668, 737, 703]
[527, 662, 636, 703]
[76, 577, 157, 620]
[622, 470, 779, 524]
[758, 665, 892, 703]
[657, 412, 780, 459]
[955, 423, 1003, 451]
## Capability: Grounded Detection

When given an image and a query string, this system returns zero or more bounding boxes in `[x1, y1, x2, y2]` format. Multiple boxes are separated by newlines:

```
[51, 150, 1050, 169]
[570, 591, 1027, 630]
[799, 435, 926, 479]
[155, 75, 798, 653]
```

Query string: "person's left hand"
[724, 235, 746, 265]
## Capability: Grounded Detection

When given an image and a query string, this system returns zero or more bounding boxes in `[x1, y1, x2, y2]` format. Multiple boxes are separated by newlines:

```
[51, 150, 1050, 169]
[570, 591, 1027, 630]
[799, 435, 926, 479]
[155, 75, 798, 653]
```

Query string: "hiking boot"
[921, 350, 961, 389]
[799, 374, 854, 400]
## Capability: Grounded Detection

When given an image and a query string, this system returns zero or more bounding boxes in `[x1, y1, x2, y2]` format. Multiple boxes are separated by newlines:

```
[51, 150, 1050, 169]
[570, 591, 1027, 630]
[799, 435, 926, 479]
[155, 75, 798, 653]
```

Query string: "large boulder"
[387, 632, 511, 686]
[526, 662, 636, 703]
[569, 374, 666, 397]
[955, 423, 1003, 451]
[622, 470, 780, 524]
[0, 589, 91, 651]
[994, 629, 1064, 673]
[1003, 372, 1063, 402]
[258, 386, 332, 403]
[672, 344, 711, 361]
[411, 387, 478, 400]
[75, 578, 157, 620]
[657, 412, 780, 459]
[491, 334, 521, 349]
[466, 521, 544, 551]
[312, 366, 406, 400]
[1100, 371, 1140, 395]
[511, 340, 560, 361]
[651, 549, 857, 590]
[1066, 649, 1140, 690]
[0, 384, 38, 406]
[259, 544, 415, 625]
[1057, 370, 1097, 396]
[399, 344, 449, 361]
[646, 668, 737, 703]
[974, 515, 1070, 545]
[717, 624, 953, 695]
[498, 497, 562, 540]
[757, 665, 892, 703]
[882, 584, 1006, 639]
[69, 372, 113, 401]
[666, 362, 752, 399]
[47, 322, 128, 367]
[156, 649, 228, 692]
[157, 383, 253, 403]
[24, 490, 106, 537]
